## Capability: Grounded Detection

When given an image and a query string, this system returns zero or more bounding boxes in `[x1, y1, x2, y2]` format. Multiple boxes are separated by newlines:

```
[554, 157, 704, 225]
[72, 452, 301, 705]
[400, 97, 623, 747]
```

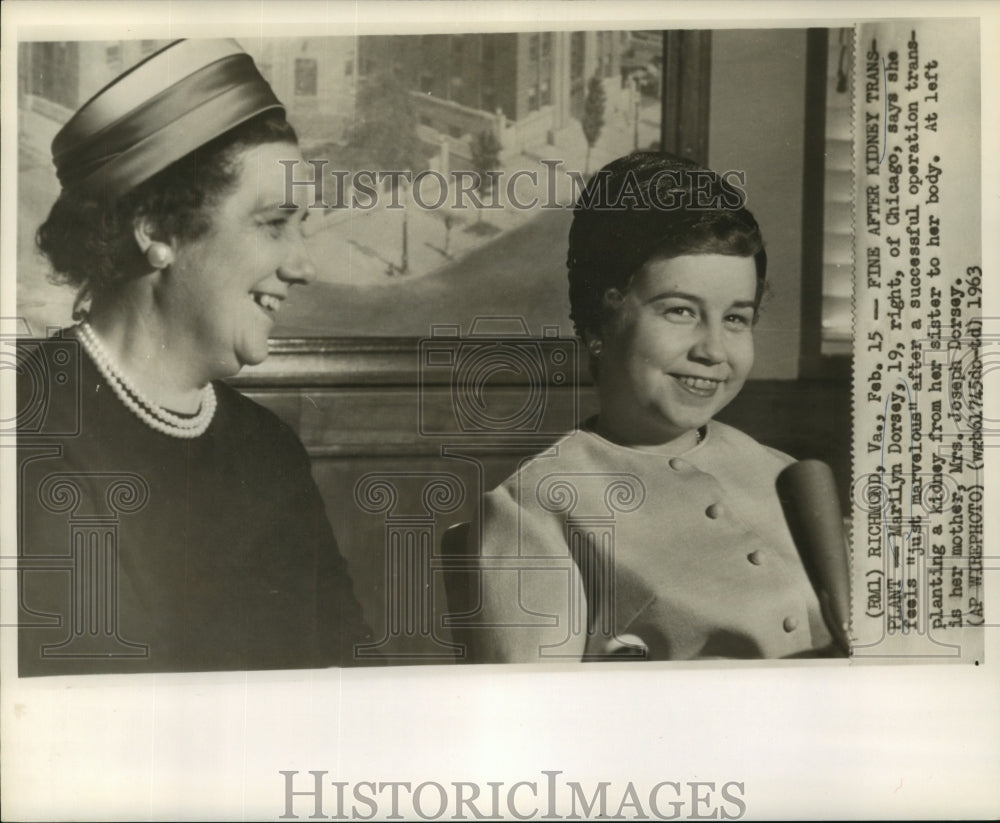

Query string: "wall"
[709, 29, 808, 380]
[243, 38, 357, 148]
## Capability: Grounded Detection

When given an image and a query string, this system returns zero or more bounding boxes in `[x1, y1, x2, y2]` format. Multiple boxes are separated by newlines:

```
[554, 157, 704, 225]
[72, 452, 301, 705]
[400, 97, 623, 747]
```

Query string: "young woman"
[468, 152, 843, 662]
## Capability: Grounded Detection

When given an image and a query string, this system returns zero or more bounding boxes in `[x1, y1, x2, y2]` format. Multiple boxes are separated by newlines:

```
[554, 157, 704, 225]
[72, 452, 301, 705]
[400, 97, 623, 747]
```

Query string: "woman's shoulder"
[491, 420, 797, 498]
[490, 425, 644, 508]
[704, 419, 796, 467]
[212, 380, 306, 454]
[499, 426, 608, 478]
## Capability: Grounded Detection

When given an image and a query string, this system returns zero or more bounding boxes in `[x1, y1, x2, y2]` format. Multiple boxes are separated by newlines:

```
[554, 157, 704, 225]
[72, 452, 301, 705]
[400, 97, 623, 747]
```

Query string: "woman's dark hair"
[36, 110, 298, 303]
[567, 151, 767, 339]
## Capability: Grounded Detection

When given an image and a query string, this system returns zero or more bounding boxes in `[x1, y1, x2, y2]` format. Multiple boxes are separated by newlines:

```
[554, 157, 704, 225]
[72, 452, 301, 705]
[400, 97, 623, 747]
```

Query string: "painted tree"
[469, 129, 502, 225]
[442, 214, 454, 257]
[581, 73, 606, 174]
[347, 72, 421, 273]
[347, 71, 421, 171]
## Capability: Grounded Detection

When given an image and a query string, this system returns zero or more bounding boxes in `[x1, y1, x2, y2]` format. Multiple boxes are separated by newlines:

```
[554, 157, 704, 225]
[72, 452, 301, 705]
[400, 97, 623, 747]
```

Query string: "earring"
[146, 242, 174, 270]
[588, 339, 603, 357]
[71, 285, 92, 322]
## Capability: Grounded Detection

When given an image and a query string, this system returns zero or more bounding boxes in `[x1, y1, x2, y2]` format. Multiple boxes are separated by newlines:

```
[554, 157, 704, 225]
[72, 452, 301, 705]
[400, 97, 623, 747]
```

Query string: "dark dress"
[16, 331, 373, 676]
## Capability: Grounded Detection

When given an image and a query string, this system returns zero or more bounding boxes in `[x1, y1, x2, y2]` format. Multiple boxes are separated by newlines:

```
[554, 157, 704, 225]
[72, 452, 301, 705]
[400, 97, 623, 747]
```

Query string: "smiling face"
[160, 141, 314, 379]
[594, 254, 758, 449]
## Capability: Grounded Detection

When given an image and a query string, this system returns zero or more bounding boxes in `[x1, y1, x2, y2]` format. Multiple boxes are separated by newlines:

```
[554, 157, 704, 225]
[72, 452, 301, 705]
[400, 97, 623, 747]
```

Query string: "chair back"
[439, 521, 474, 621]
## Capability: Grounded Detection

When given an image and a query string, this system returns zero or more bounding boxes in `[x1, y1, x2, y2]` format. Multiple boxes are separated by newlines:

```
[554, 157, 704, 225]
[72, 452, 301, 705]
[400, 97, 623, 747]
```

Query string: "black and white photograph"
[2, 1, 997, 820]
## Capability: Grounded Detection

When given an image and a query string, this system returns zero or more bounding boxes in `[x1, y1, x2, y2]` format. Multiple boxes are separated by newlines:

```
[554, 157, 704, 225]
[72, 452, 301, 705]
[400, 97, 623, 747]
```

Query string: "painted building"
[19, 32, 641, 175]
[357, 31, 633, 157]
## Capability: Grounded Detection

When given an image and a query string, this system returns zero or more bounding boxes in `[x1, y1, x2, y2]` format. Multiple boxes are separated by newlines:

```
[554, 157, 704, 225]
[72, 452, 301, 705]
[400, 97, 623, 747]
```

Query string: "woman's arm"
[463, 486, 586, 664]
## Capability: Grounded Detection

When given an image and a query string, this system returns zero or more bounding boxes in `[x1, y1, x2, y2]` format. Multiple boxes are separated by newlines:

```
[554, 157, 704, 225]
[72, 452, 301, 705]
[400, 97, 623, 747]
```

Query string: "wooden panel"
[243, 385, 597, 456]
[233, 337, 591, 388]
[234, 338, 437, 387]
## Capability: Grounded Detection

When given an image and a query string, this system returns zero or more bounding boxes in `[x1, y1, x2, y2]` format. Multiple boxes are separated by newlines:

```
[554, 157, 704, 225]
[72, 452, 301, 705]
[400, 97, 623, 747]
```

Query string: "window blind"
[821, 28, 854, 357]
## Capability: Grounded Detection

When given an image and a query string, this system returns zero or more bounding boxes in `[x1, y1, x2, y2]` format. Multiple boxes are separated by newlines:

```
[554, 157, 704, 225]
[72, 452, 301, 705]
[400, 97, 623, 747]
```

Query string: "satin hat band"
[52, 39, 285, 198]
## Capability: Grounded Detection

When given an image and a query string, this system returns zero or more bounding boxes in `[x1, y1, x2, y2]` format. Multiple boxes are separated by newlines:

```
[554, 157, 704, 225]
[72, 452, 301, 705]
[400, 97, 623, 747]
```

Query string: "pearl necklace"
[76, 321, 217, 439]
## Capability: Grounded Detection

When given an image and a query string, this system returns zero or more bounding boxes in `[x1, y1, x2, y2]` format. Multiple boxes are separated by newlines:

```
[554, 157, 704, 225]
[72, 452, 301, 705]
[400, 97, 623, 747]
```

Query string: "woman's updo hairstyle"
[567, 152, 767, 340]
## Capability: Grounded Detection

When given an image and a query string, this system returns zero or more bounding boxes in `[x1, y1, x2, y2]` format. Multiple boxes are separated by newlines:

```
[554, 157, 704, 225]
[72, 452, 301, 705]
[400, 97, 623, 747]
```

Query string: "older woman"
[17, 39, 372, 675]
[467, 152, 844, 662]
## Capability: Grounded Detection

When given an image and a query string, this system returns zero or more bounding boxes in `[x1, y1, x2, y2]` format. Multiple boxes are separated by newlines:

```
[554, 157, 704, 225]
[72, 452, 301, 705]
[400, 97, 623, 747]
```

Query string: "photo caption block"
[852, 18, 985, 662]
